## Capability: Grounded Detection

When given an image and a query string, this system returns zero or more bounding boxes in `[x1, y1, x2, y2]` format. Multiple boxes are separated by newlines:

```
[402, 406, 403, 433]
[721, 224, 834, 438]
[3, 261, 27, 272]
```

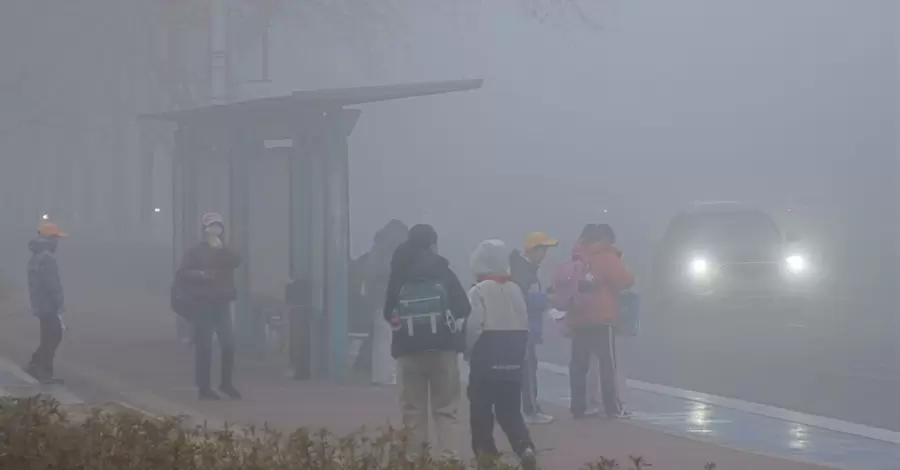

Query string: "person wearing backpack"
[176, 213, 242, 401]
[509, 232, 558, 425]
[383, 224, 471, 455]
[554, 224, 633, 419]
[466, 240, 537, 469]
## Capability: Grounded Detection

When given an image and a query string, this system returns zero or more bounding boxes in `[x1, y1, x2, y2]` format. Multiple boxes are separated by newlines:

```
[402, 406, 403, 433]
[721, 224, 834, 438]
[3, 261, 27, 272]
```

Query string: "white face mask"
[205, 224, 224, 237]
[204, 225, 223, 248]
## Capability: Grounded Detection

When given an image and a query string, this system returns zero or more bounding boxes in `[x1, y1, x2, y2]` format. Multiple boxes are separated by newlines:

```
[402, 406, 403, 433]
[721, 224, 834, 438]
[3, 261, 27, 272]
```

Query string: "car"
[650, 202, 820, 304]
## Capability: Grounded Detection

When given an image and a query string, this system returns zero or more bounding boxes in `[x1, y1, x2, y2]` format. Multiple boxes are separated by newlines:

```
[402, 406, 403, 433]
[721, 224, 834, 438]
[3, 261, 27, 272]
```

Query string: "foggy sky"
[253, 1, 897, 267]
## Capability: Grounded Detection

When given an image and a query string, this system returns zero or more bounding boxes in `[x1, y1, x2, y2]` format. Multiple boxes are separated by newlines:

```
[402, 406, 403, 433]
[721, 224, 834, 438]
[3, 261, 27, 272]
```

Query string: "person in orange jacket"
[567, 223, 634, 419]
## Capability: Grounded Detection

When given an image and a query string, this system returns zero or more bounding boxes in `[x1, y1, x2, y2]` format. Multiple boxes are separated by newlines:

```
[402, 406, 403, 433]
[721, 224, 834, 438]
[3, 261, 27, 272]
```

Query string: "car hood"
[693, 242, 782, 264]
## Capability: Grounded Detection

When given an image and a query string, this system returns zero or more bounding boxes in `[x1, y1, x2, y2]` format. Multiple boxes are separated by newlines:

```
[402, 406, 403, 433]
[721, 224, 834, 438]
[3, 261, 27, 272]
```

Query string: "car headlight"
[785, 255, 807, 275]
[687, 257, 712, 279]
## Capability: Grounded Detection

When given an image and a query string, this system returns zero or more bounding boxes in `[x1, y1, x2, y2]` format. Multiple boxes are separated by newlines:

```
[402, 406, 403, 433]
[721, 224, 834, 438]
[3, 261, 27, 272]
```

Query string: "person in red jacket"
[567, 223, 634, 418]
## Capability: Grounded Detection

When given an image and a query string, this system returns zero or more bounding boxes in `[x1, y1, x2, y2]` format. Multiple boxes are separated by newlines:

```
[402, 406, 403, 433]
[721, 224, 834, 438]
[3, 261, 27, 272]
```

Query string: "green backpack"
[394, 279, 458, 353]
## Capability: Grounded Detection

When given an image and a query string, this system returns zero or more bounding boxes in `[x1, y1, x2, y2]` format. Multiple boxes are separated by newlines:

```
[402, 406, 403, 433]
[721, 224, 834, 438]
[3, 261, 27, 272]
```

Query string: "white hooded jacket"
[465, 240, 530, 379]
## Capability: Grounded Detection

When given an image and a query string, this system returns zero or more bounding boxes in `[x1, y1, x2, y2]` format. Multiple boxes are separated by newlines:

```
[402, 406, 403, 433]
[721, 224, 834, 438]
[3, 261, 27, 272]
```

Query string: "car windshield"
[672, 211, 781, 247]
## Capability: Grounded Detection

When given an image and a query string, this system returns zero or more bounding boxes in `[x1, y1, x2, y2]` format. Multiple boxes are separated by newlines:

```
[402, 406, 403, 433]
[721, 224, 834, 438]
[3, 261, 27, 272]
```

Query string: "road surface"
[539, 294, 900, 431]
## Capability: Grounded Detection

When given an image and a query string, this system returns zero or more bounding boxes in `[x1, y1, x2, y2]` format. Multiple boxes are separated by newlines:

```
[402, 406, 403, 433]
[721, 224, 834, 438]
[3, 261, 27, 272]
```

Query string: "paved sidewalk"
[0, 292, 832, 469]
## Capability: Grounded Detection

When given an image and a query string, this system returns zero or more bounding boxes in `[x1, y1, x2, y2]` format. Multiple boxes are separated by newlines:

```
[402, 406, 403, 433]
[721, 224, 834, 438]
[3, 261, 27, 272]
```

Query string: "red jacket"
[568, 240, 635, 326]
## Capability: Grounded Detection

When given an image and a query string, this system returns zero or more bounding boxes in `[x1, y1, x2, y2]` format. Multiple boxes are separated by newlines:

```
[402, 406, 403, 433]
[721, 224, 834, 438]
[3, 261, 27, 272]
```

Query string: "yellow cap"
[38, 222, 67, 238]
[524, 232, 558, 252]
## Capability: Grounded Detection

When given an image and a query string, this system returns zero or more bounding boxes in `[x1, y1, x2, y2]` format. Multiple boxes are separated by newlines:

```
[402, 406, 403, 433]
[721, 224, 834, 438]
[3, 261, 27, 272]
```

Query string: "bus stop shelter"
[144, 79, 482, 382]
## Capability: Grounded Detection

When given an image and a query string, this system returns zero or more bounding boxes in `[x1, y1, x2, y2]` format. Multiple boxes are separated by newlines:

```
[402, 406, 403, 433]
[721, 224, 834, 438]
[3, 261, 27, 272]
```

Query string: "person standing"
[509, 232, 558, 424]
[177, 213, 242, 400]
[383, 224, 470, 455]
[466, 239, 537, 469]
[567, 224, 634, 418]
[364, 219, 409, 385]
[25, 222, 67, 384]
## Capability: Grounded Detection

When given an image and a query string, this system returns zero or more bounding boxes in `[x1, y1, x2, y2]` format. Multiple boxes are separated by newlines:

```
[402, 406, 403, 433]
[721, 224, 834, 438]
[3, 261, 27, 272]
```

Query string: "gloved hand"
[547, 308, 567, 321]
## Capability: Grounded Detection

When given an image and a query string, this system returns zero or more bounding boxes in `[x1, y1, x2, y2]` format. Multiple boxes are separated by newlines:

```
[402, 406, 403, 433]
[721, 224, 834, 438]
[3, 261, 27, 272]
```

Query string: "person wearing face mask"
[177, 213, 242, 400]
[567, 223, 634, 419]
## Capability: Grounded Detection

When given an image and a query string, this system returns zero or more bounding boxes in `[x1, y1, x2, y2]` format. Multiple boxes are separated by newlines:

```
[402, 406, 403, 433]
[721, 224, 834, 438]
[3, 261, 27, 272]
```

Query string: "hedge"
[0, 396, 716, 470]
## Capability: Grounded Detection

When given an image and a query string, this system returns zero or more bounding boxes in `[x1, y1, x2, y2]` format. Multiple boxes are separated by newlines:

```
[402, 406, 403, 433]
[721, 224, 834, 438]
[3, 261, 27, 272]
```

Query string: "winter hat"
[374, 219, 409, 246]
[38, 222, 67, 238]
[201, 212, 224, 228]
[470, 239, 510, 276]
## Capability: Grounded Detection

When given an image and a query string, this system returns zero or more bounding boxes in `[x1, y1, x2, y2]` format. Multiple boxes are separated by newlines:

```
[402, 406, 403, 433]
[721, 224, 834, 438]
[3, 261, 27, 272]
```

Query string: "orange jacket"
[568, 240, 635, 326]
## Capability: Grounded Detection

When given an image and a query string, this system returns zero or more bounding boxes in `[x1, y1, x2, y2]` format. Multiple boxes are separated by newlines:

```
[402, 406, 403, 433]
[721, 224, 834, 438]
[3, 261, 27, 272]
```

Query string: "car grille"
[719, 262, 780, 286]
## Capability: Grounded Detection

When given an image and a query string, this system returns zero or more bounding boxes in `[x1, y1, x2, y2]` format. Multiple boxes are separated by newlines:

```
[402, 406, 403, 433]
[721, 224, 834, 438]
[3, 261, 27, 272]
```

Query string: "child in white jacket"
[465, 240, 536, 469]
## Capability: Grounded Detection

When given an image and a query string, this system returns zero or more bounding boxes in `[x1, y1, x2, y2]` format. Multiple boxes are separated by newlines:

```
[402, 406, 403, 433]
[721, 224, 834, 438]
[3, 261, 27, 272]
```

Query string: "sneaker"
[520, 448, 538, 470]
[574, 407, 602, 419]
[24, 363, 41, 380]
[608, 410, 632, 419]
[474, 451, 501, 469]
[199, 389, 221, 401]
[524, 412, 555, 425]
[219, 384, 242, 400]
[25, 364, 62, 384]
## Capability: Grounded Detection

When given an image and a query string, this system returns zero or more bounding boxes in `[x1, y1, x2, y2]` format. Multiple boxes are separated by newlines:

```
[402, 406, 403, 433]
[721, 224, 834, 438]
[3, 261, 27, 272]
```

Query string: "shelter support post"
[307, 135, 329, 379]
[324, 109, 359, 383]
[172, 127, 186, 271]
[229, 129, 259, 357]
[139, 123, 157, 227]
[289, 129, 315, 379]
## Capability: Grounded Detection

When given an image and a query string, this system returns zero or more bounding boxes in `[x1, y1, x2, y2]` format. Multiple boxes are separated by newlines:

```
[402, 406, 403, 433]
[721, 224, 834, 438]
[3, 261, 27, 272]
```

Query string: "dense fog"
[1, 0, 899, 441]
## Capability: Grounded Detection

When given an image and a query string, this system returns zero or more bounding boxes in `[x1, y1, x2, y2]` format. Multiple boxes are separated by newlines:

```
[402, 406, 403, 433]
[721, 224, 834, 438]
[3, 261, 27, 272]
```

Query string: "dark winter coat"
[509, 249, 545, 342]
[364, 220, 408, 309]
[178, 241, 242, 305]
[383, 243, 471, 358]
[28, 237, 64, 318]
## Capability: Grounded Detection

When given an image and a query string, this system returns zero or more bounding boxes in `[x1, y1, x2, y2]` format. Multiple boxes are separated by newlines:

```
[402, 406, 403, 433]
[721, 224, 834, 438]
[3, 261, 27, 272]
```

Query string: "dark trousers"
[30, 315, 62, 377]
[468, 374, 533, 457]
[521, 340, 541, 415]
[193, 303, 236, 391]
[569, 324, 621, 417]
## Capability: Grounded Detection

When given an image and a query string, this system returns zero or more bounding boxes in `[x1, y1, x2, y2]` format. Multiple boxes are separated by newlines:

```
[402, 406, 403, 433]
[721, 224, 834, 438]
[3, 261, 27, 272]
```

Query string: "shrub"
[0, 397, 713, 469]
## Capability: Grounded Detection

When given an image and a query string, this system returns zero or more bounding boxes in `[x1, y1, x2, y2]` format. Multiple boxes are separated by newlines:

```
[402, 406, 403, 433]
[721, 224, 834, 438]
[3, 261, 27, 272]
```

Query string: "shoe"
[25, 364, 62, 384]
[24, 363, 41, 380]
[199, 389, 221, 400]
[520, 447, 538, 470]
[474, 451, 501, 469]
[574, 407, 601, 419]
[219, 384, 242, 400]
[524, 412, 555, 425]
[607, 410, 632, 419]
[437, 450, 462, 462]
